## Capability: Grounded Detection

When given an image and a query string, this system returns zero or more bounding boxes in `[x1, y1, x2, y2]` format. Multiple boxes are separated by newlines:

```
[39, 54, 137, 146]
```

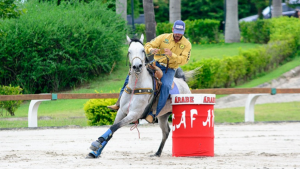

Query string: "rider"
[108, 20, 192, 123]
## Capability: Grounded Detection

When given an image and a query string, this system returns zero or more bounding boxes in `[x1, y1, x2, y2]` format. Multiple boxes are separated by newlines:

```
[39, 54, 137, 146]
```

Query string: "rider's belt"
[159, 62, 168, 67]
[157, 62, 175, 70]
[124, 85, 153, 95]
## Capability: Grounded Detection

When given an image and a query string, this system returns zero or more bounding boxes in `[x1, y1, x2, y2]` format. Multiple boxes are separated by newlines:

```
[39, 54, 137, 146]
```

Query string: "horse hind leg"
[150, 112, 171, 157]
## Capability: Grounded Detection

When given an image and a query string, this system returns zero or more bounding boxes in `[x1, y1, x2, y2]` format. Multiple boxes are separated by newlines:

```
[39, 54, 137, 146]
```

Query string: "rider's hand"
[164, 48, 172, 57]
[150, 48, 160, 55]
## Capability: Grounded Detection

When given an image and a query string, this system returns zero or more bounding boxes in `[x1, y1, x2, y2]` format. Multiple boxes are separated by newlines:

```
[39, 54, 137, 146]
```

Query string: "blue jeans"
[120, 75, 129, 97]
[119, 62, 175, 115]
[155, 62, 175, 115]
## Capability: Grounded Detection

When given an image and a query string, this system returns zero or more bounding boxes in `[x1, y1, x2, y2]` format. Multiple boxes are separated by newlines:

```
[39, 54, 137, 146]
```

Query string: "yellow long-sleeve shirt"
[144, 33, 192, 69]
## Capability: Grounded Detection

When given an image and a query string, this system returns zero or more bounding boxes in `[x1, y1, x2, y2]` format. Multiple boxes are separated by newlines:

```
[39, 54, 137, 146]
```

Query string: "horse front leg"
[151, 112, 171, 157]
[86, 114, 137, 159]
[87, 128, 113, 158]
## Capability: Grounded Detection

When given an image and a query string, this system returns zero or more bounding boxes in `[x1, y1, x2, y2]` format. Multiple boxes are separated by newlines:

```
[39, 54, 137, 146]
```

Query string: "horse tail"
[174, 67, 186, 81]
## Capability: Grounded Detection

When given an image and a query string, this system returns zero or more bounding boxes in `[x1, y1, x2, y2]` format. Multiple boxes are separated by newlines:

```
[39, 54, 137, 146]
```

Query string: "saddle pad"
[169, 82, 179, 95]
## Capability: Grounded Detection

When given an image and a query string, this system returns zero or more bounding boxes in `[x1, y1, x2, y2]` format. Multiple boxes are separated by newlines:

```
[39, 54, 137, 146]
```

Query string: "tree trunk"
[143, 0, 156, 42]
[169, 0, 181, 23]
[116, 0, 127, 21]
[272, 0, 282, 18]
[257, 7, 263, 19]
[225, 0, 240, 43]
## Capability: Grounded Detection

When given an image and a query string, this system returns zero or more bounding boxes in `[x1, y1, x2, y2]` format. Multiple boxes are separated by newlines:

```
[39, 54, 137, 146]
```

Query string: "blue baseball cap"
[173, 20, 185, 35]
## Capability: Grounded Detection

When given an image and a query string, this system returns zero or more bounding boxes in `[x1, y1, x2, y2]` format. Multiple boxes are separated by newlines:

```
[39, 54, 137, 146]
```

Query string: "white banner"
[171, 94, 216, 105]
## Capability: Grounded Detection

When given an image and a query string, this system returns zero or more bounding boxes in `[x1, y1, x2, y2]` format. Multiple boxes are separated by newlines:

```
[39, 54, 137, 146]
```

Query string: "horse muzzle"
[132, 63, 143, 74]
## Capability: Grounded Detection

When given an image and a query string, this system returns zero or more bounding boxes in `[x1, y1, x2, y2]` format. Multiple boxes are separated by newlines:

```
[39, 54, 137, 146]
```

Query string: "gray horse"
[86, 34, 191, 158]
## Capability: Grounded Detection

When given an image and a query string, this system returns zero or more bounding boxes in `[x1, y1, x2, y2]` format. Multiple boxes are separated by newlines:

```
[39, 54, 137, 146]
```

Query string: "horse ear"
[140, 34, 144, 43]
[126, 35, 131, 44]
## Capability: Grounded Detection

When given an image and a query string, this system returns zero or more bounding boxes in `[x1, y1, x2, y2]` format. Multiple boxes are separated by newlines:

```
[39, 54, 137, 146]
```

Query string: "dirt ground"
[0, 122, 299, 169]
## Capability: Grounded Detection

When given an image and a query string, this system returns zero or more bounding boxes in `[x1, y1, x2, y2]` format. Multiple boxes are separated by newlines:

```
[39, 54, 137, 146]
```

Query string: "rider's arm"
[171, 41, 192, 66]
[144, 35, 164, 54]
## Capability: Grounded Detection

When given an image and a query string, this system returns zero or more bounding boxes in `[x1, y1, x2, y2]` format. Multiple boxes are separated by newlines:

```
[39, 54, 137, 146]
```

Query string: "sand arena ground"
[0, 122, 299, 169]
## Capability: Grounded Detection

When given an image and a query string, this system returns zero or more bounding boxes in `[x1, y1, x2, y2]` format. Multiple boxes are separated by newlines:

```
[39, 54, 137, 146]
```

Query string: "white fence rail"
[1, 88, 299, 127]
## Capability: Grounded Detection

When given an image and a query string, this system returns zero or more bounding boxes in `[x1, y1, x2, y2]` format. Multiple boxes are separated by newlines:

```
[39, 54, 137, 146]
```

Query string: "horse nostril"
[139, 64, 142, 68]
[133, 65, 136, 69]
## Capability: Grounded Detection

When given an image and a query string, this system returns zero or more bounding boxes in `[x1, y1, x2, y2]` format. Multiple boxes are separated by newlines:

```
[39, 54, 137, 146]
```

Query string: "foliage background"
[84, 98, 117, 126]
[133, 0, 269, 25]
[183, 17, 300, 89]
[0, 85, 22, 116]
[0, 0, 127, 94]
[0, 0, 25, 19]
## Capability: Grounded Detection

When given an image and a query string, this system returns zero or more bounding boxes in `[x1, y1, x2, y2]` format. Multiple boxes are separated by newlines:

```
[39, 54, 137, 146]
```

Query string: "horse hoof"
[150, 153, 160, 157]
[85, 152, 97, 159]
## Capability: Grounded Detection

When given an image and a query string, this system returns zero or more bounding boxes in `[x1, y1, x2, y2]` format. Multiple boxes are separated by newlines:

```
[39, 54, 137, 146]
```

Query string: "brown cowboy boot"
[145, 113, 155, 123]
[107, 96, 120, 111]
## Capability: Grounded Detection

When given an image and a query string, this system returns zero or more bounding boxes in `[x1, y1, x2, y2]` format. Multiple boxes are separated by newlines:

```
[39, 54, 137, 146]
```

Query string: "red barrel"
[171, 94, 216, 157]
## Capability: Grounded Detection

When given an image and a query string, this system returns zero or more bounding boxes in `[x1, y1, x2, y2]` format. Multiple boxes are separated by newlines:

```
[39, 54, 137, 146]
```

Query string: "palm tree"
[169, 0, 181, 23]
[272, 0, 282, 18]
[225, 0, 240, 43]
[143, 0, 156, 42]
[116, 0, 127, 21]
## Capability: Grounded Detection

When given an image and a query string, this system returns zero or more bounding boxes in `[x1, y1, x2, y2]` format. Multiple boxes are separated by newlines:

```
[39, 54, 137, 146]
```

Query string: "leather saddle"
[147, 62, 177, 91]
[142, 62, 179, 119]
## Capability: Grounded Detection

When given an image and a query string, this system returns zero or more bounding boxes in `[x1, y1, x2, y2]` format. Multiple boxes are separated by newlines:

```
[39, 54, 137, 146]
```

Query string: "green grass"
[215, 102, 300, 123]
[190, 42, 261, 62]
[1, 43, 299, 128]
[237, 55, 300, 88]
[0, 118, 88, 128]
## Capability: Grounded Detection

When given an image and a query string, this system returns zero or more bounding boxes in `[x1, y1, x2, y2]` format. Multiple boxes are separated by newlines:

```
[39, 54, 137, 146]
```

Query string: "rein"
[127, 78, 138, 113]
[127, 77, 141, 138]
[146, 54, 170, 73]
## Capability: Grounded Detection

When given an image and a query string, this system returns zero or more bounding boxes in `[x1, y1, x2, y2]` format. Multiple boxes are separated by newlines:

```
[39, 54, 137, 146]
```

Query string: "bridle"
[127, 39, 149, 77]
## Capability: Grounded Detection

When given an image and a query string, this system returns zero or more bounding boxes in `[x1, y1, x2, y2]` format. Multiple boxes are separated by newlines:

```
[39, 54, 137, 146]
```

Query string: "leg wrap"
[89, 129, 113, 158]
[98, 129, 113, 142]
[89, 141, 108, 158]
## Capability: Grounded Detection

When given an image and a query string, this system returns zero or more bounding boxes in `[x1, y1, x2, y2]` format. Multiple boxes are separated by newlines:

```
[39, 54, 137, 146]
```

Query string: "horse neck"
[128, 66, 153, 89]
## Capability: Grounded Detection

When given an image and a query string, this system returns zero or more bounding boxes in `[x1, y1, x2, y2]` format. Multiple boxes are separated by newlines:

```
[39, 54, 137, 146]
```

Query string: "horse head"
[126, 34, 146, 75]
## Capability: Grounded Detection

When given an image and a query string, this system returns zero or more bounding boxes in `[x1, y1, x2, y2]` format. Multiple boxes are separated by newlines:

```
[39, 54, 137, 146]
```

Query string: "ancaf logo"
[163, 39, 169, 44]
[203, 96, 215, 103]
[174, 96, 194, 103]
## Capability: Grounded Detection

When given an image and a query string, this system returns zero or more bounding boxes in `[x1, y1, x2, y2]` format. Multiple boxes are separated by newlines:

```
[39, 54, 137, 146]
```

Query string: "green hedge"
[134, 24, 146, 43]
[156, 22, 173, 35]
[0, 0, 127, 94]
[84, 98, 117, 126]
[135, 19, 220, 43]
[0, 85, 23, 116]
[240, 17, 300, 45]
[183, 17, 300, 89]
[0, 0, 24, 20]
[240, 19, 271, 44]
[184, 19, 220, 43]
